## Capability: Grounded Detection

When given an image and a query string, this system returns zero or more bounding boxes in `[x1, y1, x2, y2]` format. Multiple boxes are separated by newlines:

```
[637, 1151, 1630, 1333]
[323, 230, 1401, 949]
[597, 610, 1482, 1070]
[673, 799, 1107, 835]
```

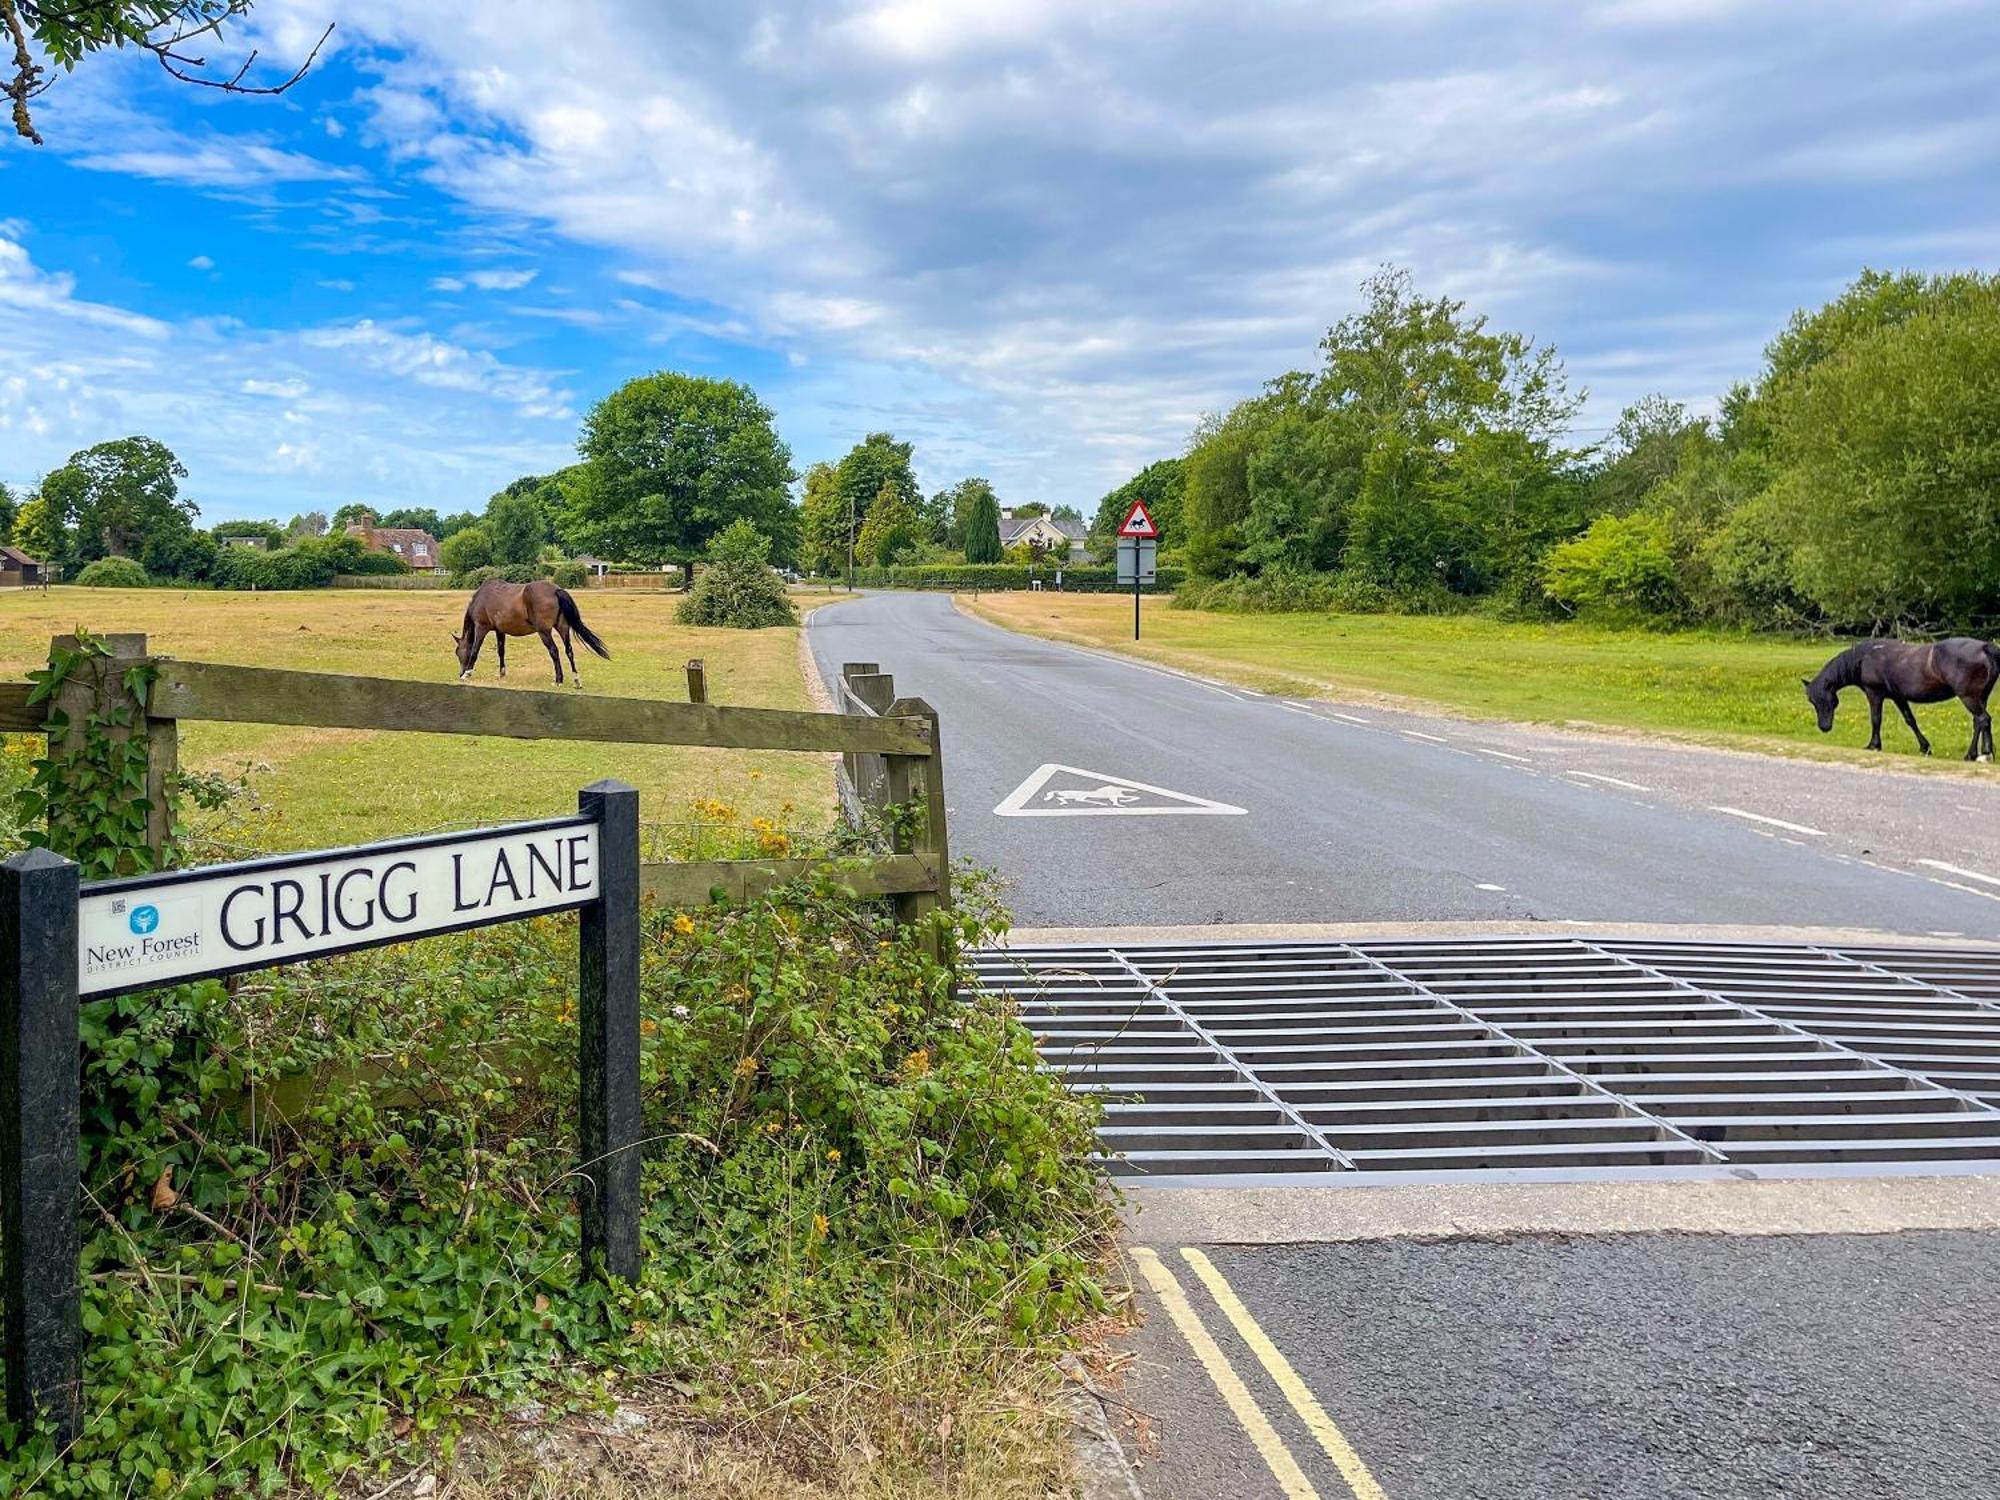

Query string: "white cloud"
[189, 255, 216, 271]
[301, 319, 572, 418]
[465, 267, 538, 291]
[428, 276, 467, 292]
[242, 378, 312, 399]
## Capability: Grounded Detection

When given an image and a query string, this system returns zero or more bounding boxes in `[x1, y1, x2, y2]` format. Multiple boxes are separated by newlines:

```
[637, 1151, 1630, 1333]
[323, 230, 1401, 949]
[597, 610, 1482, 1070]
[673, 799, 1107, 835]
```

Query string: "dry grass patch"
[0, 587, 843, 847]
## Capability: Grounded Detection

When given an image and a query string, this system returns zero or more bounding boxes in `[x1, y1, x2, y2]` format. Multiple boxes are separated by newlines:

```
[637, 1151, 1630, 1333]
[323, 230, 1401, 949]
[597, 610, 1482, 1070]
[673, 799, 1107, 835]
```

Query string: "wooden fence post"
[0, 848, 82, 1446]
[577, 780, 641, 1282]
[884, 695, 950, 956]
[685, 659, 707, 704]
[50, 633, 177, 866]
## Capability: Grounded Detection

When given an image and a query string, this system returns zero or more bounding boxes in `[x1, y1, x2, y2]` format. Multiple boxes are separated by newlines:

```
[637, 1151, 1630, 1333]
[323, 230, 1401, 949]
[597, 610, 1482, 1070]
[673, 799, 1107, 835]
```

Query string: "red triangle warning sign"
[1117, 500, 1160, 539]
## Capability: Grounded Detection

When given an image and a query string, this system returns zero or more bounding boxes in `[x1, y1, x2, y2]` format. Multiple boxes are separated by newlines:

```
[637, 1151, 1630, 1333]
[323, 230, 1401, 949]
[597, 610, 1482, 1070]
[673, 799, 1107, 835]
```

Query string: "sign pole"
[1134, 562, 1141, 641]
[0, 848, 82, 1446]
[576, 780, 641, 1282]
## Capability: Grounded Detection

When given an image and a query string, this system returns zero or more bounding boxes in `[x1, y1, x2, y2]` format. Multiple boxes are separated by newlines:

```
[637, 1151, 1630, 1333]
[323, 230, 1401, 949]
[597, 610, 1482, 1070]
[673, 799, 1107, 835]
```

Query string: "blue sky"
[2, 0, 1997, 524]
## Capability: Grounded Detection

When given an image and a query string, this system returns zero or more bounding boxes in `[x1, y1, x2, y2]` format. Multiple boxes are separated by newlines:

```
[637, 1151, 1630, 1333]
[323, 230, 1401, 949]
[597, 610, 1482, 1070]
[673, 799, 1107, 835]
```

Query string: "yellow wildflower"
[901, 1048, 931, 1078]
[735, 1057, 760, 1077]
[640, 1018, 659, 1036]
[765, 1120, 782, 1135]
[813, 1213, 829, 1237]
[825, 1148, 840, 1162]
[673, 913, 696, 936]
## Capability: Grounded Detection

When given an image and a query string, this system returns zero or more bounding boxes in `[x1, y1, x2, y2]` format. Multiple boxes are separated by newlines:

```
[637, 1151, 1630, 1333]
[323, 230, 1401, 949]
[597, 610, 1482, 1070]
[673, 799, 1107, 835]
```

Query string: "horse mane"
[1814, 638, 1895, 689]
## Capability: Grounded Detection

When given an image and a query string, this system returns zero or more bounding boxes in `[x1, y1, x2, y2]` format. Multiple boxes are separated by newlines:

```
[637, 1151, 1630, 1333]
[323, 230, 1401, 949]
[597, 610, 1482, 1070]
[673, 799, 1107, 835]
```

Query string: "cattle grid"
[968, 936, 2000, 1184]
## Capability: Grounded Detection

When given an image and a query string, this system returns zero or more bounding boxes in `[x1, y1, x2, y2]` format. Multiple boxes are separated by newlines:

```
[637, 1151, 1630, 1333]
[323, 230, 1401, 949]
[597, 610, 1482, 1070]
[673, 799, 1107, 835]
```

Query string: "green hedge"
[75, 557, 151, 588]
[848, 563, 1184, 593]
[330, 573, 453, 590]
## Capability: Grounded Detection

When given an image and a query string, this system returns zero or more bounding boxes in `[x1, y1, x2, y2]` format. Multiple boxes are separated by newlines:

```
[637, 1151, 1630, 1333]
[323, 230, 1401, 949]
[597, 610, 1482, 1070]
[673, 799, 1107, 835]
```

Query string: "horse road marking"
[993, 763, 1248, 817]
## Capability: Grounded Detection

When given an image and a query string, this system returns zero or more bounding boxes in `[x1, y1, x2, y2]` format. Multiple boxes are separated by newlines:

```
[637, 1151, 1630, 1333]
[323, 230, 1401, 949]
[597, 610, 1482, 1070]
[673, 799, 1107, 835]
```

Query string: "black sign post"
[0, 848, 82, 1446]
[0, 781, 644, 1449]
[577, 780, 641, 1281]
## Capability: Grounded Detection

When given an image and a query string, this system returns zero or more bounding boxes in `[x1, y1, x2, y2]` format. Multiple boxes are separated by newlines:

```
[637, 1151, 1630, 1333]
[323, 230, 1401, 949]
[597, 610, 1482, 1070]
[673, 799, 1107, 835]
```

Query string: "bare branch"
[1, 0, 44, 145]
[6, 4, 333, 143]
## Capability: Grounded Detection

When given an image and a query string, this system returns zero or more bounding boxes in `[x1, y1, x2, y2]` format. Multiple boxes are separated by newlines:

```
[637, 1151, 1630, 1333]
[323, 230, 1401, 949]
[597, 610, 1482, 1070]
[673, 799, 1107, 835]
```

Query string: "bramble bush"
[676, 520, 796, 629]
[0, 849, 1105, 1497]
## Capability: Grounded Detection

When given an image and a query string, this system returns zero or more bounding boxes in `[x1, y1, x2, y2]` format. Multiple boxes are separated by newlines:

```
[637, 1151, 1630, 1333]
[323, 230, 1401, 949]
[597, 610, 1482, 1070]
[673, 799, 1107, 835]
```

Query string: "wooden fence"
[0, 634, 948, 926]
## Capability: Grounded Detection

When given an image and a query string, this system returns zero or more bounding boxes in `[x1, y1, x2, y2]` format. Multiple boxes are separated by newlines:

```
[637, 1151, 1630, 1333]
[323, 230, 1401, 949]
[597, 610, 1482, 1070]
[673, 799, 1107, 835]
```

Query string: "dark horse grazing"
[452, 579, 610, 687]
[1803, 638, 1997, 762]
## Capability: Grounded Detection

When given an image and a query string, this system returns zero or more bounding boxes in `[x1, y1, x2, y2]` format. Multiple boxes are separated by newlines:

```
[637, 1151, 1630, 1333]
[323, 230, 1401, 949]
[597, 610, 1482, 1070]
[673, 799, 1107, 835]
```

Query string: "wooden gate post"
[577, 780, 641, 1282]
[684, 659, 707, 704]
[50, 632, 177, 867]
[0, 847, 82, 1445]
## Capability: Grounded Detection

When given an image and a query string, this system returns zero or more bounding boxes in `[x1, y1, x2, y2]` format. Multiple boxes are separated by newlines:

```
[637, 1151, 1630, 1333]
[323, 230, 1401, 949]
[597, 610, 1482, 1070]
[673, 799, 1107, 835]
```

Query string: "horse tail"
[556, 588, 611, 659]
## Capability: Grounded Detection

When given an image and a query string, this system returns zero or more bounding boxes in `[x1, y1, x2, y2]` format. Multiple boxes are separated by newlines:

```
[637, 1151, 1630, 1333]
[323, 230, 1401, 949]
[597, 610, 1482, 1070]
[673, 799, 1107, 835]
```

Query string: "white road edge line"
[1471, 746, 1532, 763]
[1709, 806, 1828, 838]
[1402, 731, 1449, 744]
[1328, 712, 1373, 725]
[1565, 771, 1654, 792]
[1925, 877, 2000, 906]
[1918, 859, 2000, 889]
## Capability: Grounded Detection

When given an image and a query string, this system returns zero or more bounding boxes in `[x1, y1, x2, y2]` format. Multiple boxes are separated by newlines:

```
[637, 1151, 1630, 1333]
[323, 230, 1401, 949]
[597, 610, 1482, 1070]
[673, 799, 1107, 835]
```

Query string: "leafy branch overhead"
[3, 0, 332, 145]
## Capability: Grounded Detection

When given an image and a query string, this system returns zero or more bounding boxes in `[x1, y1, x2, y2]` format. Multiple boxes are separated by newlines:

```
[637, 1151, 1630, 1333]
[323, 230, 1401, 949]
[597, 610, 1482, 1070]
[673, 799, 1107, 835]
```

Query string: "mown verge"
[961, 591, 1997, 769]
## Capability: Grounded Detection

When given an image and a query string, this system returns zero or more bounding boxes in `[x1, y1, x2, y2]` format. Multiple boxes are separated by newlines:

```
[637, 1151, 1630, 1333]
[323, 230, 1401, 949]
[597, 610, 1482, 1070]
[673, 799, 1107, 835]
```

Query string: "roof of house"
[350, 525, 439, 552]
[0, 546, 40, 567]
[999, 514, 1087, 544]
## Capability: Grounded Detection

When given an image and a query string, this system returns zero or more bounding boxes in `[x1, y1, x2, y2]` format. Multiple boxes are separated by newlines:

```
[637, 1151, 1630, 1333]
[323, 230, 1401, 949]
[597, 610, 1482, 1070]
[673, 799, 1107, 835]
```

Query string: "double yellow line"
[1130, 1246, 1387, 1500]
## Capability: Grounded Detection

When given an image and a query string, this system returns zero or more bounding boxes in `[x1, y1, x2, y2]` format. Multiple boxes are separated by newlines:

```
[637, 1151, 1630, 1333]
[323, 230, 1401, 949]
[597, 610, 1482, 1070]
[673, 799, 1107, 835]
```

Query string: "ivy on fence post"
[17, 631, 170, 880]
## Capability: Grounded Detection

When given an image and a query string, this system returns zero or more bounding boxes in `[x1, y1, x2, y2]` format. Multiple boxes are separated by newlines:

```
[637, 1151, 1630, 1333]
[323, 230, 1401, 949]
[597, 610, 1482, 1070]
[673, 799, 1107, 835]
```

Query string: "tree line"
[7, 369, 1078, 588]
[1098, 266, 2000, 633]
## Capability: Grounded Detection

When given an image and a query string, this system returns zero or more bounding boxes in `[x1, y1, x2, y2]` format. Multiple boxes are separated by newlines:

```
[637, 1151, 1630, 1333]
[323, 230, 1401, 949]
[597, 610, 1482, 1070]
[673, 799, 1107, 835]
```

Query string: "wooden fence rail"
[8, 635, 950, 927]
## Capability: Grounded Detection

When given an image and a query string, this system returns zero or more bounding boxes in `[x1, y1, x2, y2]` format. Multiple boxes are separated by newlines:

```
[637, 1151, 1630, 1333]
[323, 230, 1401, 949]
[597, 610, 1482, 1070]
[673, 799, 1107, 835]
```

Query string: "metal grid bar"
[974, 936, 2000, 1184]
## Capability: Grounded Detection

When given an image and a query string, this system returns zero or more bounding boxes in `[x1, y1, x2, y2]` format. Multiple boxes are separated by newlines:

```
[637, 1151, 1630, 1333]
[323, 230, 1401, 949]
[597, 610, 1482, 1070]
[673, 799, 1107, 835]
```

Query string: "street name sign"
[78, 817, 600, 997]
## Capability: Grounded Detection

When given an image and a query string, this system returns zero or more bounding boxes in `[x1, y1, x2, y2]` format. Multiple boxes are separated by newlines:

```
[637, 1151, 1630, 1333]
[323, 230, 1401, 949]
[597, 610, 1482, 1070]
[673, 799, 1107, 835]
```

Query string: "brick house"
[346, 524, 443, 573]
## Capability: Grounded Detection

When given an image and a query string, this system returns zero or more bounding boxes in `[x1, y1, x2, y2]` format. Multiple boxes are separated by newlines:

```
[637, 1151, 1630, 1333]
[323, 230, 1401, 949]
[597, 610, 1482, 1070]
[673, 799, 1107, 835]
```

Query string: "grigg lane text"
[217, 834, 595, 952]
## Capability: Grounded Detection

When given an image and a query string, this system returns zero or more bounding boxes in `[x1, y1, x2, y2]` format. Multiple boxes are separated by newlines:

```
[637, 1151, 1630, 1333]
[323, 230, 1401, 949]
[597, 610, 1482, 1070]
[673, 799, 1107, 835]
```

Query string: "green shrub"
[551, 560, 588, 589]
[452, 564, 499, 589]
[1542, 512, 1683, 619]
[345, 549, 410, 576]
[0, 866, 1107, 1498]
[677, 521, 797, 627]
[496, 562, 549, 584]
[74, 556, 150, 588]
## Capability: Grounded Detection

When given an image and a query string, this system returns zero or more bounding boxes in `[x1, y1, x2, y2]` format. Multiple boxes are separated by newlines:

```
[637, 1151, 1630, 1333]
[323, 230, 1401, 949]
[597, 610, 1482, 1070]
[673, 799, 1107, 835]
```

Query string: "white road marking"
[1328, 711, 1373, 725]
[1402, 731, 1449, 744]
[1565, 771, 1654, 792]
[1475, 882, 1506, 891]
[1918, 859, 2000, 889]
[994, 763, 1247, 817]
[1710, 806, 1828, 837]
[1926, 877, 2000, 905]
[1472, 747, 1532, 763]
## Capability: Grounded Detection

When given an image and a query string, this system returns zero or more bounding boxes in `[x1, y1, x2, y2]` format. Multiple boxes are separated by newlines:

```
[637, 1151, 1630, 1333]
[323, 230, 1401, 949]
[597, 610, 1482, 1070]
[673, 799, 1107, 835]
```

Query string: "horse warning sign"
[1117, 500, 1160, 539]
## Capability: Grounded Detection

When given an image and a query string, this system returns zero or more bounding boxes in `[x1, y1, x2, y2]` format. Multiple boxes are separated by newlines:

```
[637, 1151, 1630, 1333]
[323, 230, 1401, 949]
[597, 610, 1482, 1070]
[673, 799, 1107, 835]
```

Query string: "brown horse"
[1804, 638, 1997, 762]
[452, 580, 610, 688]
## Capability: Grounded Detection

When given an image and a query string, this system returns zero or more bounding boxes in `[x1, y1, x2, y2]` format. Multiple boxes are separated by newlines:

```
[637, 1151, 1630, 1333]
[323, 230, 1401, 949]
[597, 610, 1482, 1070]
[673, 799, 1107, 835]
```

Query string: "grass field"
[965, 592, 1995, 769]
[0, 586, 845, 850]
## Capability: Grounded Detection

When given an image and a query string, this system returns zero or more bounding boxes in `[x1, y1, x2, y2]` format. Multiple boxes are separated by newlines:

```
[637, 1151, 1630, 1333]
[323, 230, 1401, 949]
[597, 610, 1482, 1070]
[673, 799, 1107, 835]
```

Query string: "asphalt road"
[1113, 1229, 2000, 1499]
[806, 591, 2000, 939]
